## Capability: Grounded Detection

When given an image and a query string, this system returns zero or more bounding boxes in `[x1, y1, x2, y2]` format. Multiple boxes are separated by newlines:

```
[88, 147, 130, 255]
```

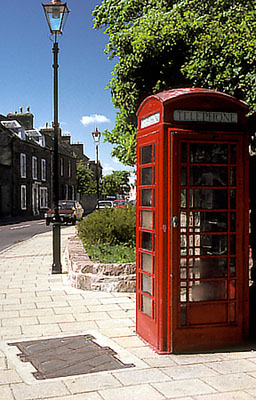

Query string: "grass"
[82, 241, 136, 263]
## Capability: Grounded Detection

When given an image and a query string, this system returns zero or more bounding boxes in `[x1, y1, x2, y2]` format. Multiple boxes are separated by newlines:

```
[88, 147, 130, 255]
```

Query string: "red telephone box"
[136, 88, 249, 353]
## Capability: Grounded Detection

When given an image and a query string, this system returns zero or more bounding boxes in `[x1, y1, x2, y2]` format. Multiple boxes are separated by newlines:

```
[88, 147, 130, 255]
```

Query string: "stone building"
[0, 108, 77, 219]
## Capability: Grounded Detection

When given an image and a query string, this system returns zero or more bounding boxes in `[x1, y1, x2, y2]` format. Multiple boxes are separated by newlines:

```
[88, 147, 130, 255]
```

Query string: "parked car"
[95, 200, 113, 210]
[113, 199, 127, 208]
[45, 200, 84, 225]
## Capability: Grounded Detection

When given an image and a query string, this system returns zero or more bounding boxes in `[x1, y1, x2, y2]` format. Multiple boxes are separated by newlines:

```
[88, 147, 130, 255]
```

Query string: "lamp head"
[92, 127, 101, 144]
[42, 0, 70, 35]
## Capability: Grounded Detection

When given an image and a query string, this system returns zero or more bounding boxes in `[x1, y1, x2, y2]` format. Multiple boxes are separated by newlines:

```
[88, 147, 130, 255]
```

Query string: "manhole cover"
[9, 335, 134, 380]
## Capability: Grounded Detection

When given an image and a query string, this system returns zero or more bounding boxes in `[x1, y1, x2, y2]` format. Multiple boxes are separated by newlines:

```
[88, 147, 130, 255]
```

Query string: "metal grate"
[9, 334, 134, 380]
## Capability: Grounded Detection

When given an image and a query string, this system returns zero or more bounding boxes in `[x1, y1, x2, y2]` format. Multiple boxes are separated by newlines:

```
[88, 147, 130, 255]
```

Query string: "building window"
[32, 156, 38, 180]
[21, 185, 26, 210]
[72, 185, 75, 200]
[41, 159, 46, 181]
[40, 187, 48, 208]
[60, 158, 64, 176]
[68, 160, 72, 178]
[20, 153, 26, 178]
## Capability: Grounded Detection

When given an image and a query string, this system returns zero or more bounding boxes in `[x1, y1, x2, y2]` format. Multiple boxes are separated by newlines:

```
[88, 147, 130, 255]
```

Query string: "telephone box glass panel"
[179, 141, 238, 327]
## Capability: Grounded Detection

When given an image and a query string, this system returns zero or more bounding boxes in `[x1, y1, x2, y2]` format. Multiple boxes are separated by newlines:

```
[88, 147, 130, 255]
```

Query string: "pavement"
[1, 228, 256, 399]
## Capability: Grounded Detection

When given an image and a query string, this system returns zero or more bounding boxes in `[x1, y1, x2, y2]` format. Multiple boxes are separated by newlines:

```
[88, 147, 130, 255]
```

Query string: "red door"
[169, 132, 249, 352]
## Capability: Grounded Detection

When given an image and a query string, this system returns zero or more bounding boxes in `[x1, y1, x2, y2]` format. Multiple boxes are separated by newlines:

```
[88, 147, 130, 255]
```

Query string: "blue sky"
[0, 0, 134, 176]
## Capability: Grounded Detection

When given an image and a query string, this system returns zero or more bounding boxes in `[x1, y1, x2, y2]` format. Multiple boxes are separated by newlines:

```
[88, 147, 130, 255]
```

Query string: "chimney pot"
[19, 107, 23, 114]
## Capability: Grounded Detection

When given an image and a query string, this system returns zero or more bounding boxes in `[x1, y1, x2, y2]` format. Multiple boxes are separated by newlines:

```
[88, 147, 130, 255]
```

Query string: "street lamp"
[91, 127, 101, 202]
[42, 0, 70, 274]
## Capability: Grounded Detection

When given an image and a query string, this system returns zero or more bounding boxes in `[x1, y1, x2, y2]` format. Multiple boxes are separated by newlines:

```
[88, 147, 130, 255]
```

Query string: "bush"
[77, 206, 136, 247]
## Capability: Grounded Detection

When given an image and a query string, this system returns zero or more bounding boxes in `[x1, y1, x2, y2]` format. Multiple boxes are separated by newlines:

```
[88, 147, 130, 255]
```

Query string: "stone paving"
[1, 227, 256, 399]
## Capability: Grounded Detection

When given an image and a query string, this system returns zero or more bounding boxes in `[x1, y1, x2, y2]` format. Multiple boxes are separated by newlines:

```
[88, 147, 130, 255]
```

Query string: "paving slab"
[99, 383, 166, 400]
[194, 392, 255, 400]
[202, 373, 256, 392]
[152, 378, 216, 398]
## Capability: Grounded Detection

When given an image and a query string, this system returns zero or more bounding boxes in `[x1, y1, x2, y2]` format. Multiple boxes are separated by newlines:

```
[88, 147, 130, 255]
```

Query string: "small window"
[32, 156, 38, 180]
[41, 159, 46, 181]
[40, 187, 48, 208]
[60, 158, 64, 176]
[21, 185, 26, 210]
[20, 153, 26, 178]
[68, 160, 72, 178]
[141, 145, 153, 164]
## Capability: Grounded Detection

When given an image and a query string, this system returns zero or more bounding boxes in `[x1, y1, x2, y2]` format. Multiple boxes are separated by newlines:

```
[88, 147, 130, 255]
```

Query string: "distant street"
[0, 219, 52, 252]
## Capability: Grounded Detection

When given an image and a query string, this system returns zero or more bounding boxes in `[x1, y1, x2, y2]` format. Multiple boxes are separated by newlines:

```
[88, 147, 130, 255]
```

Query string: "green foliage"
[101, 170, 131, 197]
[84, 243, 136, 263]
[93, 0, 256, 166]
[76, 162, 96, 194]
[77, 206, 136, 246]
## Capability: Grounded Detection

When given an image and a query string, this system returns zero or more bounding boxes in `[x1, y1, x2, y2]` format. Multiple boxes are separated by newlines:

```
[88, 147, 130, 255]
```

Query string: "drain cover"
[9, 335, 134, 380]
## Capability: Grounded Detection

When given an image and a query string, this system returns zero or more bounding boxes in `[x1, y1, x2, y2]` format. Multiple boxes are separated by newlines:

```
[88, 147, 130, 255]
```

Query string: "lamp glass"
[92, 130, 101, 144]
[42, 2, 69, 34]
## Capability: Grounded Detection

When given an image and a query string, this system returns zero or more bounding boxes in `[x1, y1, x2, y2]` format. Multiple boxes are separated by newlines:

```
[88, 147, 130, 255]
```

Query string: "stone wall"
[67, 235, 136, 292]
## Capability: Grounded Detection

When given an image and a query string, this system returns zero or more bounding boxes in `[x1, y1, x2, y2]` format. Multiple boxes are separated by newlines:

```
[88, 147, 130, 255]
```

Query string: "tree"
[76, 162, 96, 194]
[102, 170, 131, 197]
[93, 0, 256, 166]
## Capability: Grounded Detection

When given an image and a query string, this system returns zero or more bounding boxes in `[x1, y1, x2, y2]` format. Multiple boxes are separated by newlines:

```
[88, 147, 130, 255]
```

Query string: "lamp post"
[91, 127, 101, 202]
[42, 0, 70, 274]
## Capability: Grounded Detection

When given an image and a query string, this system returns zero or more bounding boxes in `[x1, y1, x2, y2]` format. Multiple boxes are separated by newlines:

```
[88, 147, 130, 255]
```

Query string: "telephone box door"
[170, 132, 249, 352]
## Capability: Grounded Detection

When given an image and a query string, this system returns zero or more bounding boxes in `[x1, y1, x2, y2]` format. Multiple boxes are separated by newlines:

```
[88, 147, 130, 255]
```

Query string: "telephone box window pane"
[190, 166, 227, 187]
[199, 234, 228, 256]
[141, 210, 154, 229]
[181, 189, 187, 208]
[230, 258, 236, 277]
[230, 190, 236, 209]
[141, 274, 153, 295]
[230, 213, 236, 232]
[230, 235, 236, 254]
[229, 302, 236, 322]
[142, 189, 153, 206]
[189, 212, 228, 233]
[141, 295, 153, 318]
[141, 232, 153, 251]
[180, 282, 187, 302]
[141, 252, 154, 273]
[189, 281, 227, 302]
[180, 268, 187, 279]
[180, 235, 187, 255]
[180, 212, 187, 227]
[229, 280, 236, 300]
[190, 143, 228, 164]
[230, 145, 236, 163]
[142, 145, 152, 164]
[190, 189, 228, 209]
[142, 167, 152, 185]
[189, 257, 228, 278]
[181, 143, 187, 163]
[181, 167, 187, 186]
[181, 305, 187, 326]
[230, 167, 236, 186]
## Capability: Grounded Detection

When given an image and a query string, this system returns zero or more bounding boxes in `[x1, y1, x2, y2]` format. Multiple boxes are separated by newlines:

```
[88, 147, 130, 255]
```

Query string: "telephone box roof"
[137, 88, 248, 115]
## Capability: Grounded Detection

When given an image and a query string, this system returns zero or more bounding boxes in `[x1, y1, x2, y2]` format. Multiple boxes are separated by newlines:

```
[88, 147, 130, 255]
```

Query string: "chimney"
[7, 107, 34, 130]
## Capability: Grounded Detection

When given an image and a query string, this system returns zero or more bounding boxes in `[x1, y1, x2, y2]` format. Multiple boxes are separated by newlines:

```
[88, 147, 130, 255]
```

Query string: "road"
[0, 219, 52, 252]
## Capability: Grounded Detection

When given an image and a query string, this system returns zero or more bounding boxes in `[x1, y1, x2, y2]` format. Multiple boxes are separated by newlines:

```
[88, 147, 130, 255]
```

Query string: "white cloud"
[80, 114, 110, 126]
[102, 164, 114, 175]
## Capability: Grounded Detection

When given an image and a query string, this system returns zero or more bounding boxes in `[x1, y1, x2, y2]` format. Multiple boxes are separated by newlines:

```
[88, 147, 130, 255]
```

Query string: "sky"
[0, 0, 134, 177]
